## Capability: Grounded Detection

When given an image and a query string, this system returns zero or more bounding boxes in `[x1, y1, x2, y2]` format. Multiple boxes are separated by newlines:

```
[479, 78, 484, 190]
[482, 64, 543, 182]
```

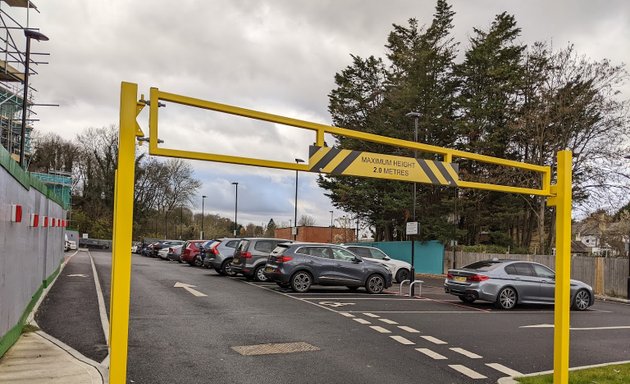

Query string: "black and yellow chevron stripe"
[308, 146, 459, 186]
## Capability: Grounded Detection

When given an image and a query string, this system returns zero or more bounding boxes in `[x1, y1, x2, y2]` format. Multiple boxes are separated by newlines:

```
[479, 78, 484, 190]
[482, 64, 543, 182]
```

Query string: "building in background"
[275, 226, 356, 243]
[0, 0, 46, 163]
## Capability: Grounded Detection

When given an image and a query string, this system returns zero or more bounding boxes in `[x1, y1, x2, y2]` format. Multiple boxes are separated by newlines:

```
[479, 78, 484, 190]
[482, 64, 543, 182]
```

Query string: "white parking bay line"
[486, 363, 522, 377]
[339, 312, 355, 318]
[448, 365, 487, 379]
[415, 348, 447, 360]
[450, 347, 482, 359]
[363, 313, 380, 318]
[390, 335, 415, 345]
[421, 335, 447, 345]
[353, 318, 371, 325]
[369, 326, 391, 334]
[379, 318, 398, 325]
[398, 326, 419, 333]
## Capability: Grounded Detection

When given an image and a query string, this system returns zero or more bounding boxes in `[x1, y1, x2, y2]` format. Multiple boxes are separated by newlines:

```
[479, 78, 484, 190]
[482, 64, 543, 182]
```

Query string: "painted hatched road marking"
[353, 318, 371, 325]
[339, 312, 355, 318]
[415, 348, 447, 360]
[450, 347, 482, 359]
[231, 342, 319, 356]
[448, 364, 487, 379]
[363, 312, 380, 318]
[421, 335, 447, 345]
[369, 326, 391, 334]
[486, 363, 522, 377]
[379, 318, 398, 325]
[398, 326, 419, 333]
[390, 335, 415, 345]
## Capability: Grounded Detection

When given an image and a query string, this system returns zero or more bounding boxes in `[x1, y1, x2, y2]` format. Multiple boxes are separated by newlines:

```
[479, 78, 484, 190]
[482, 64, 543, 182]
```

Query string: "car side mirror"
[353, 257, 362, 263]
[383, 256, 391, 261]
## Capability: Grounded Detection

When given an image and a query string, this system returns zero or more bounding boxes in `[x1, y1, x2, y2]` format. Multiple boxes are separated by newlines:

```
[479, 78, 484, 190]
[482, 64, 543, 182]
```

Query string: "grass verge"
[516, 363, 630, 383]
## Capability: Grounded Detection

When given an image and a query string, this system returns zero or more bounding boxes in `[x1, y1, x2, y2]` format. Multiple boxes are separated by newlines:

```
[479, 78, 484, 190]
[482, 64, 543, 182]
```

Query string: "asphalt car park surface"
[88, 251, 630, 383]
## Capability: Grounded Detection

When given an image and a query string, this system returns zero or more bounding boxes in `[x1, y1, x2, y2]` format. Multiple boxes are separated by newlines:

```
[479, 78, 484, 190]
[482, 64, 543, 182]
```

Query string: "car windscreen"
[462, 260, 503, 271]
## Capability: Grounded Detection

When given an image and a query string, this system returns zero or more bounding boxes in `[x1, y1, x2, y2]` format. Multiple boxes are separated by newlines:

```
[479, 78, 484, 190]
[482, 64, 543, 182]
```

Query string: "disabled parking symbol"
[318, 301, 355, 308]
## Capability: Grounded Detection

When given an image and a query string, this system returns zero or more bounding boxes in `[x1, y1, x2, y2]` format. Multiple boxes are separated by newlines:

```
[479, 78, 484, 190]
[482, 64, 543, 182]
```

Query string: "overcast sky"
[16, 0, 630, 228]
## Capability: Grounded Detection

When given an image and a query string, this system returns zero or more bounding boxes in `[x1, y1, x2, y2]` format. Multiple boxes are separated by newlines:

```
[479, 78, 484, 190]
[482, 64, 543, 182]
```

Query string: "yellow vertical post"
[109, 82, 138, 384]
[553, 150, 572, 384]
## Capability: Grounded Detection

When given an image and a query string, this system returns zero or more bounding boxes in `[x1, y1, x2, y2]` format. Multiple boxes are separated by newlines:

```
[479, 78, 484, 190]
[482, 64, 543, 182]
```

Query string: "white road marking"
[339, 312, 355, 318]
[421, 335, 447, 345]
[379, 318, 398, 325]
[449, 364, 487, 379]
[88, 253, 109, 345]
[173, 282, 207, 297]
[369, 326, 391, 334]
[416, 348, 447, 360]
[67, 273, 89, 277]
[390, 335, 415, 345]
[486, 363, 522, 377]
[398, 326, 419, 333]
[353, 318, 371, 325]
[363, 312, 380, 318]
[319, 301, 355, 308]
[450, 347, 482, 359]
[520, 324, 554, 328]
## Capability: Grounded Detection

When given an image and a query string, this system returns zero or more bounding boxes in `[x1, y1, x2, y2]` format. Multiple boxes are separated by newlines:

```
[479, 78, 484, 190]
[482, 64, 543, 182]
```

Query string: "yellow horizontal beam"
[149, 87, 553, 197]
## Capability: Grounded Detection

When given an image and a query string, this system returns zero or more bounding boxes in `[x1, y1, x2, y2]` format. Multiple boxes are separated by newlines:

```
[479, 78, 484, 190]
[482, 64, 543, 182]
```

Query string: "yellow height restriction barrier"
[112, 82, 572, 384]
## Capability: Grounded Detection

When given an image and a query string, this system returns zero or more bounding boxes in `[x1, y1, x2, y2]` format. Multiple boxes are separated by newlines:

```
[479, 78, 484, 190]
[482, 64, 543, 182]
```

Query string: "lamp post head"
[232, 182, 238, 186]
[405, 112, 421, 118]
[24, 29, 49, 41]
[202, 195, 207, 199]
[295, 158, 304, 164]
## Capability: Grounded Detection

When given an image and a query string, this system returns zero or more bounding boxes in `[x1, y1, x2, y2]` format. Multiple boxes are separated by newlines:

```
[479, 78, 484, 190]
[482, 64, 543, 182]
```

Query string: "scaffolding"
[0, 0, 43, 162]
[30, 170, 72, 207]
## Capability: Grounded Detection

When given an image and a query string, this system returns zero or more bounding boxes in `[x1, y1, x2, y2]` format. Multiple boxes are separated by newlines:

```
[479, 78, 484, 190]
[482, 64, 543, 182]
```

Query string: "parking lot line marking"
[390, 335, 415, 345]
[353, 318, 371, 325]
[486, 363, 522, 377]
[339, 312, 355, 318]
[448, 365, 487, 379]
[363, 312, 380, 318]
[450, 347, 482, 359]
[379, 318, 398, 325]
[398, 326, 419, 333]
[421, 336, 447, 345]
[416, 348, 447, 360]
[369, 326, 391, 334]
[300, 297, 422, 301]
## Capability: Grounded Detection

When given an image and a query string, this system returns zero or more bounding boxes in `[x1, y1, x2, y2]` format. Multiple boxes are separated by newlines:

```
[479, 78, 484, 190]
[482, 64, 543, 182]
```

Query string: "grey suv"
[263, 242, 393, 293]
[231, 238, 292, 282]
[203, 238, 241, 276]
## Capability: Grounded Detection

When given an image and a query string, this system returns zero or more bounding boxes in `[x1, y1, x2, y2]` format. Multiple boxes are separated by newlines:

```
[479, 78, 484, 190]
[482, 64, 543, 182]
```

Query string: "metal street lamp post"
[232, 182, 239, 236]
[625, 155, 630, 300]
[405, 112, 420, 296]
[294, 158, 305, 240]
[201, 195, 206, 239]
[329, 210, 334, 243]
[19, 29, 49, 168]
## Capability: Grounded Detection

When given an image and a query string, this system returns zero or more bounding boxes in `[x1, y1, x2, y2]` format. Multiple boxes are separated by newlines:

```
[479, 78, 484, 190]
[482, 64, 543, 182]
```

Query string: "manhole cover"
[231, 342, 319, 356]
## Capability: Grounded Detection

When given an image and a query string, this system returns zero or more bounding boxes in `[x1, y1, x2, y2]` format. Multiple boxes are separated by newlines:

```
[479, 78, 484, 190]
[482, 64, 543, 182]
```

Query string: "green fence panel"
[350, 240, 444, 274]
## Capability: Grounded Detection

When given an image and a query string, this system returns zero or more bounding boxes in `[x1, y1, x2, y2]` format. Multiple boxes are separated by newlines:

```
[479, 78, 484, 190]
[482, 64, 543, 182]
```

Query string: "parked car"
[131, 241, 141, 253]
[444, 259, 594, 310]
[145, 240, 183, 258]
[264, 242, 393, 293]
[180, 240, 208, 266]
[195, 240, 218, 266]
[343, 245, 411, 283]
[204, 238, 241, 275]
[167, 245, 184, 262]
[232, 238, 293, 282]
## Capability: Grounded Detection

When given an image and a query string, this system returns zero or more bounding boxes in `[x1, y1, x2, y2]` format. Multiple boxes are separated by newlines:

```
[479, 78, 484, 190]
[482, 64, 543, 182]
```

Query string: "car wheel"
[395, 268, 410, 283]
[496, 287, 518, 310]
[459, 294, 476, 304]
[222, 259, 236, 276]
[254, 265, 269, 282]
[365, 274, 385, 294]
[290, 271, 312, 293]
[572, 289, 591, 311]
[194, 257, 203, 267]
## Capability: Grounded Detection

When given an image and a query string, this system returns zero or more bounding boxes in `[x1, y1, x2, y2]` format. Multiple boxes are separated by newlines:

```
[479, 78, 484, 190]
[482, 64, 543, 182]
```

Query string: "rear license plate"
[454, 276, 466, 282]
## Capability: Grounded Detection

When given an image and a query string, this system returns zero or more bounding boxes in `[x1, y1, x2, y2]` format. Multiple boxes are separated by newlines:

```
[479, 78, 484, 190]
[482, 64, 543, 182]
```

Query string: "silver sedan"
[444, 259, 594, 310]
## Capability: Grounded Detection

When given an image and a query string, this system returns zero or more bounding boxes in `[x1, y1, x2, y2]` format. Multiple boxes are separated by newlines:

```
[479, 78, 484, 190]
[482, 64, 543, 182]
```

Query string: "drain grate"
[231, 342, 320, 356]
